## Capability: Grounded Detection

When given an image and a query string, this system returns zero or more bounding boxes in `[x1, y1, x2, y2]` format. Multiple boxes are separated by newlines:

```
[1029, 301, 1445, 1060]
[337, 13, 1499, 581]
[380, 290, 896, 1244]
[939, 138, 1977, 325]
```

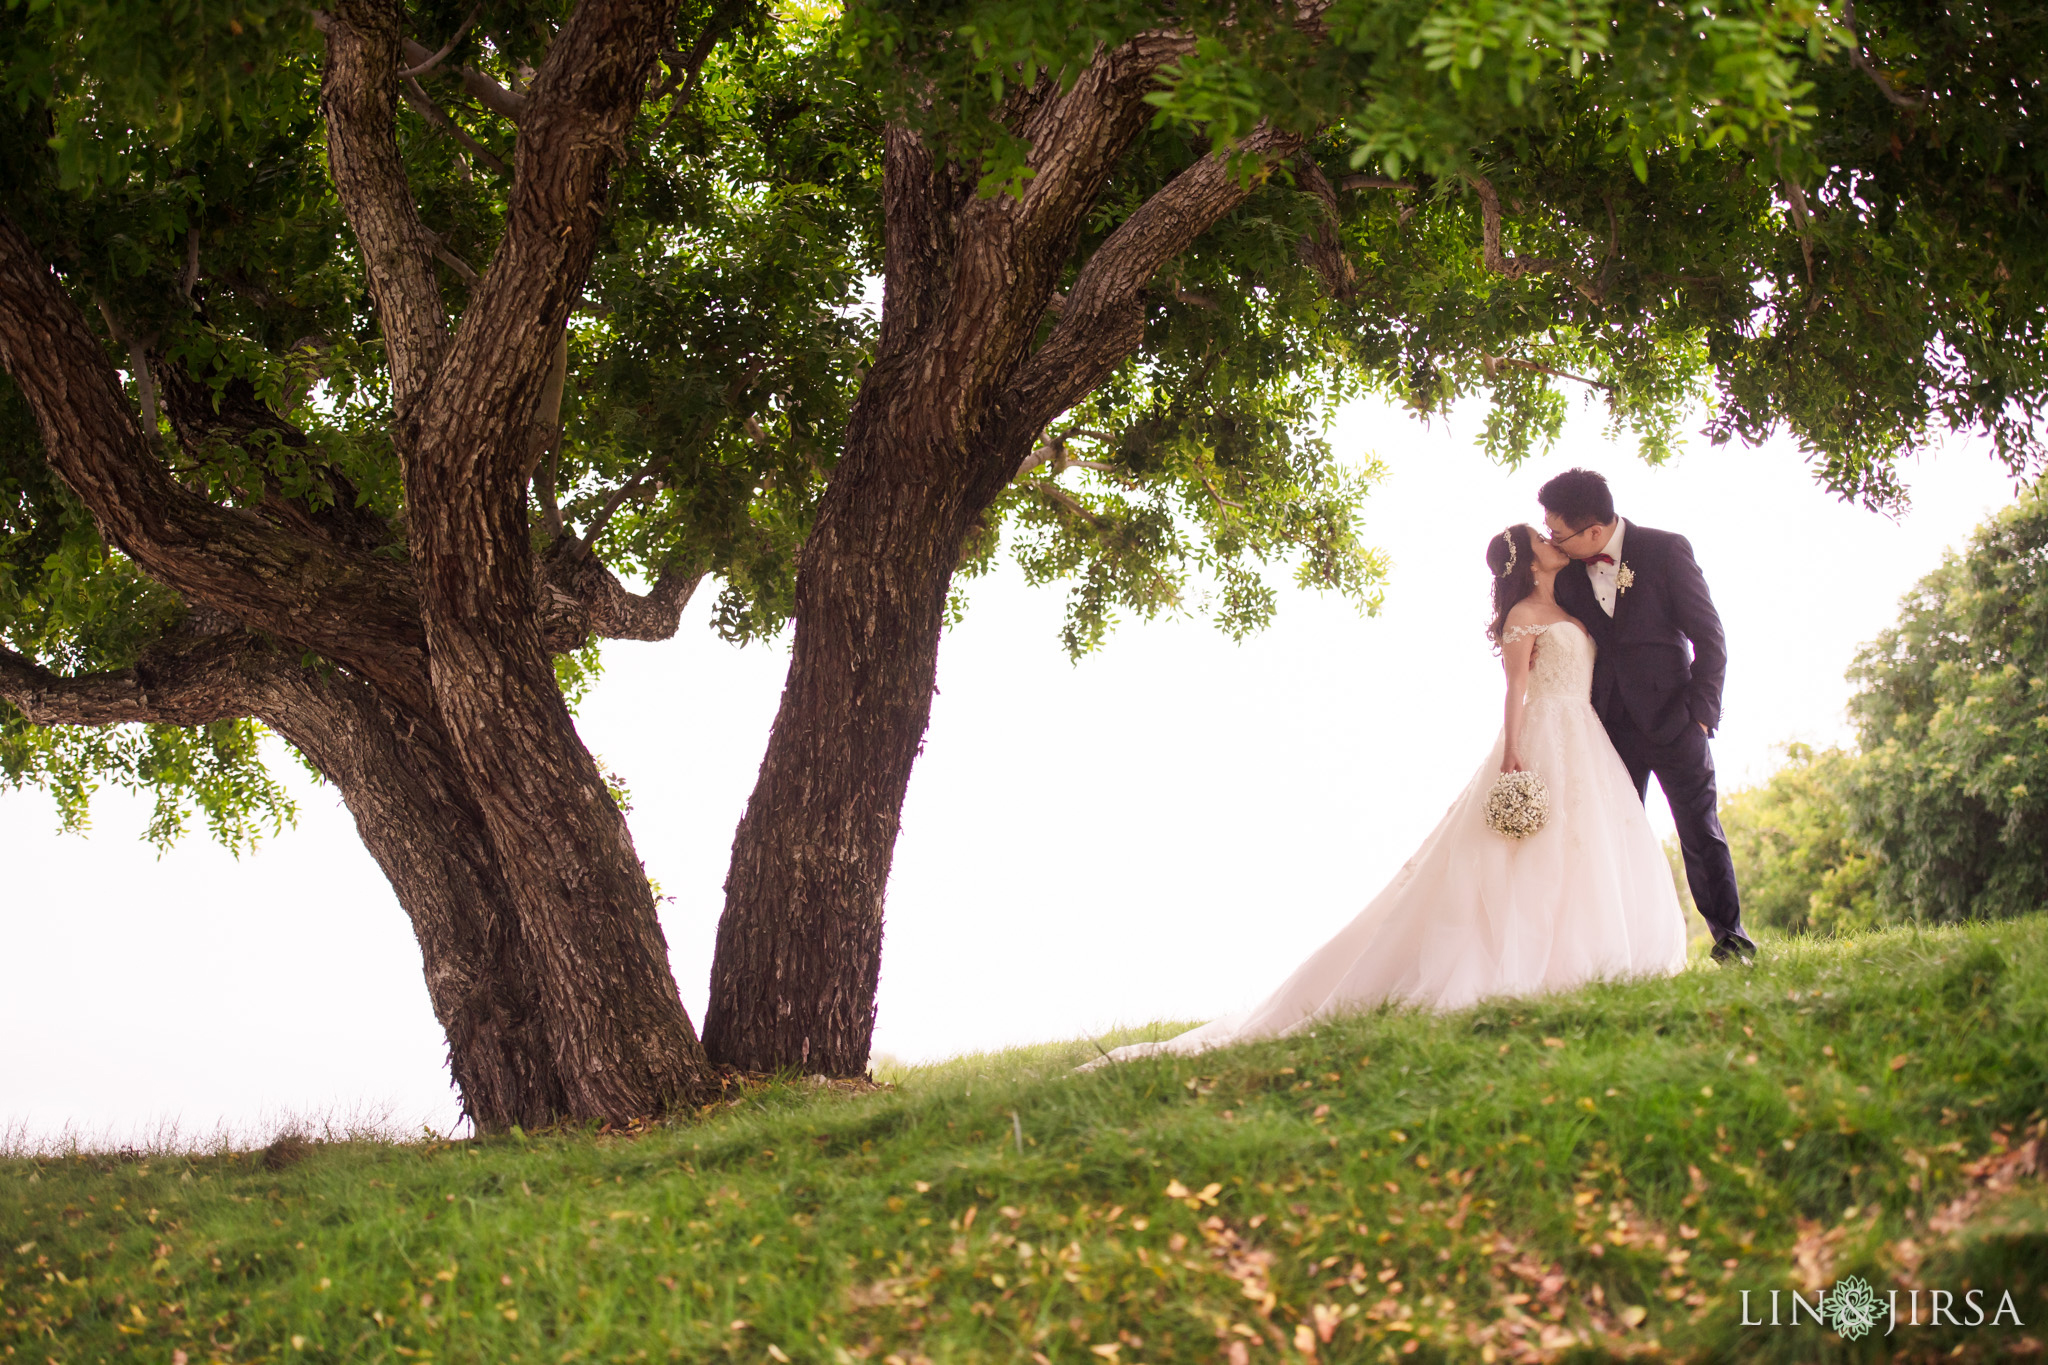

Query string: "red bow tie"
[1586, 553, 1616, 566]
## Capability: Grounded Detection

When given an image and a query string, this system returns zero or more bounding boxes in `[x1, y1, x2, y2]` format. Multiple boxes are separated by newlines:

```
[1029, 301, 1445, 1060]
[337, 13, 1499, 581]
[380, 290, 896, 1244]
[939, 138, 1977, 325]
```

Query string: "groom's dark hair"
[1537, 468, 1616, 529]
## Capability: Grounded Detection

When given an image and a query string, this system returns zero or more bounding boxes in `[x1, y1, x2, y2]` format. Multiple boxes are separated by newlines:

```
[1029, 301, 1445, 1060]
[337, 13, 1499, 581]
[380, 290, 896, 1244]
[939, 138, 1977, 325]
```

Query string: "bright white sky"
[1, 395, 2025, 1145]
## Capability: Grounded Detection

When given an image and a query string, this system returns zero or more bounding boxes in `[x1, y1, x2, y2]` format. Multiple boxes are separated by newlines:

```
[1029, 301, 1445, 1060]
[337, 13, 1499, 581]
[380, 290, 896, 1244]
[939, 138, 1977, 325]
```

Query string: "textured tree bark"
[316, 0, 709, 1121]
[703, 377, 985, 1073]
[387, 0, 708, 1120]
[316, 2, 450, 417]
[702, 43, 1306, 1070]
[261, 673, 571, 1128]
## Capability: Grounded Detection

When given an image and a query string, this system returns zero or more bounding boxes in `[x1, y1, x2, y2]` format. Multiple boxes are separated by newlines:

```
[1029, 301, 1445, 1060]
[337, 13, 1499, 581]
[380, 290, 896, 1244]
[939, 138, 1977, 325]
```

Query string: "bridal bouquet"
[1484, 770, 1551, 840]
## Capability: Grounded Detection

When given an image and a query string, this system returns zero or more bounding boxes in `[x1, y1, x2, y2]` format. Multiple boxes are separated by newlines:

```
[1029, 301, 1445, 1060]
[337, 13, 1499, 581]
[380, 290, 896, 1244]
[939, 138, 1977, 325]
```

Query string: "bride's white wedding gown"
[1094, 619, 1686, 1064]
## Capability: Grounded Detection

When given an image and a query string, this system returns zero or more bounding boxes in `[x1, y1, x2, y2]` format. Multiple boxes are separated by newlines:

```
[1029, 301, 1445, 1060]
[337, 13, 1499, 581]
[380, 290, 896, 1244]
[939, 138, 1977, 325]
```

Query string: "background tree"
[0, 0, 879, 1128]
[1847, 483, 2048, 922]
[1674, 484, 2043, 935]
[701, 0, 2048, 1072]
[1716, 743, 1878, 935]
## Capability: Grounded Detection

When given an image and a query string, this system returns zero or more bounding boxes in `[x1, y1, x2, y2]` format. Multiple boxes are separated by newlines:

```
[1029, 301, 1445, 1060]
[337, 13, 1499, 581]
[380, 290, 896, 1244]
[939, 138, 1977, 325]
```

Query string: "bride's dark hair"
[1486, 524, 1538, 650]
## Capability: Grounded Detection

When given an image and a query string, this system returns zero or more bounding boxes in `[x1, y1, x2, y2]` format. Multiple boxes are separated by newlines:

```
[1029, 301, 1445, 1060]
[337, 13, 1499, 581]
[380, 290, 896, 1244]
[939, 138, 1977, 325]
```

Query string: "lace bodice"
[1504, 619, 1595, 703]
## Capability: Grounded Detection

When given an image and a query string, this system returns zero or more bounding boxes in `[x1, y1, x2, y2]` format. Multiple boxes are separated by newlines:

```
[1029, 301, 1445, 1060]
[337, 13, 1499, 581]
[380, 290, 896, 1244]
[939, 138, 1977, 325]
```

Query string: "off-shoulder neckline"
[1503, 618, 1589, 645]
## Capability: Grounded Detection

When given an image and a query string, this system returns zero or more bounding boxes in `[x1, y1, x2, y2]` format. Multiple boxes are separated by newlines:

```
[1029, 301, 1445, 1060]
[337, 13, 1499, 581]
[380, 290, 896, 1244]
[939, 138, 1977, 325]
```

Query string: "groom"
[1538, 469, 1758, 964]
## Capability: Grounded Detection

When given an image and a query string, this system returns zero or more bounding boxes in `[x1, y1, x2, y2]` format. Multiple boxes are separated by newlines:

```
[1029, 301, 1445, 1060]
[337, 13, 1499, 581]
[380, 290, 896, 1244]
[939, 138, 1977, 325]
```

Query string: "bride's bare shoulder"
[1504, 600, 1568, 628]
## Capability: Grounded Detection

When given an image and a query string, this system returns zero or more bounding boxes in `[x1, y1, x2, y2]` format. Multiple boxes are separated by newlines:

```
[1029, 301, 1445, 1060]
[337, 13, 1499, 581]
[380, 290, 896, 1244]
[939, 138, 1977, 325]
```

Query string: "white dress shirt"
[1587, 519, 1627, 617]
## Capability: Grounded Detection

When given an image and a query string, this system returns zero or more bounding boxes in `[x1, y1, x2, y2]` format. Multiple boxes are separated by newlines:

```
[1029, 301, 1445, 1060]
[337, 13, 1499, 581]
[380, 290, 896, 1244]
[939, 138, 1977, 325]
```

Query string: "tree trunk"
[703, 381, 987, 1073]
[374, 0, 709, 1122]
[418, 600, 710, 1120]
[260, 671, 570, 1130]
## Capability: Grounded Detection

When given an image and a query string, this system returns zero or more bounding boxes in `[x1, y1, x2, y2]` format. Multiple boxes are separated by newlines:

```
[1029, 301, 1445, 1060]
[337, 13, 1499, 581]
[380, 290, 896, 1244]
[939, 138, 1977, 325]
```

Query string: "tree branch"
[576, 458, 661, 550]
[945, 32, 1200, 362]
[648, 0, 750, 127]
[90, 295, 158, 433]
[869, 31, 1200, 408]
[0, 633, 278, 728]
[180, 228, 202, 307]
[398, 1, 482, 78]
[1840, 0, 1926, 110]
[1464, 173, 1569, 281]
[1291, 155, 1357, 301]
[537, 550, 704, 648]
[400, 0, 676, 665]
[1481, 353, 1615, 393]
[1030, 480, 1107, 528]
[1196, 471, 1244, 510]
[1015, 436, 1122, 480]
[0, 211, 433, 716]
[1780, 173, 1817, 287]
[1007, 32, 1199, 231]
[400, 76, 512, 176]
[426, 228, 482, 288]
[1339, 175, 1414, 191]
[151, 359, 392, 553]
[317, 2, 451, 418]
[401, 35, 528, 123]
[412, 0, 672, 491]
[1000, 122, 1307, 454]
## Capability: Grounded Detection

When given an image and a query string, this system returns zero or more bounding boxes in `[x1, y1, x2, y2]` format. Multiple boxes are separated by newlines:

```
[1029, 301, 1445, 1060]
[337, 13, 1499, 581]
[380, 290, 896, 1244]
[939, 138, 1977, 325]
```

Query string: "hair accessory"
[1497, 529, 1519, 577]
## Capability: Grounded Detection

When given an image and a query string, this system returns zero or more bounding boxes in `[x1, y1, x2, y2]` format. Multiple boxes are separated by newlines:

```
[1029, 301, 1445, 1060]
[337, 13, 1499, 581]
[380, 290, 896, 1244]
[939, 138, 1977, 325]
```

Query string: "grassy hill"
[7, 920, 2047, 1364]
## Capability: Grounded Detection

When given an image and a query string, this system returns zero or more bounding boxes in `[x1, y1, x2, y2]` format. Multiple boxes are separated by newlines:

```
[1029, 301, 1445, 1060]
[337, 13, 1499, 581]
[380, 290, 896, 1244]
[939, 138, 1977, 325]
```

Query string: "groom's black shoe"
[1710, 933, 1758, 965]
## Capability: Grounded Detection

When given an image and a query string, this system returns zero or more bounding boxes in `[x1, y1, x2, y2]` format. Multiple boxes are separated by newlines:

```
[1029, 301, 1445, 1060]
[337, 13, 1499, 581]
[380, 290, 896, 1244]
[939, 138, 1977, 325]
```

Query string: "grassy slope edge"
[6, 920, 2047, 1365]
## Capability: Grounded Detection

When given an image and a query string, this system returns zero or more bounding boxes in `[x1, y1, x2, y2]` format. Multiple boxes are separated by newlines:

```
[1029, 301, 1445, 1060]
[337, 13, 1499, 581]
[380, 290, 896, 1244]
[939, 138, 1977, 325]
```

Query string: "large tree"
[0, 0, 880, 1128]
[701, 0, 2048, 1071]
[3, 0, 1363, 1125]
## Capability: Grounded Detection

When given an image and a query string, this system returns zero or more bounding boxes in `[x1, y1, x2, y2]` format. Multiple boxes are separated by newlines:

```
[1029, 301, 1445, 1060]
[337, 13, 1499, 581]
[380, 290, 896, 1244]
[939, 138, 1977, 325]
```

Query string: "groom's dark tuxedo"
[1554, 520, 1755, 958]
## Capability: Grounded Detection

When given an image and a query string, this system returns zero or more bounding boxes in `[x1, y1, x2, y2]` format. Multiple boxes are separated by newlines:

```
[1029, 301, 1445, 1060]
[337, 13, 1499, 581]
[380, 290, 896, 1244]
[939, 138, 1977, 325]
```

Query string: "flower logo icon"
[1825, 1275, 1881, 1341]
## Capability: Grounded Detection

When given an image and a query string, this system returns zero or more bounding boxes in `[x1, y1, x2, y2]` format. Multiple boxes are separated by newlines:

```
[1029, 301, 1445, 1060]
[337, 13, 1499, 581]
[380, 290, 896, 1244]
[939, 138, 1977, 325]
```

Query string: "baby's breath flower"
[1484, 770, 1551, 839]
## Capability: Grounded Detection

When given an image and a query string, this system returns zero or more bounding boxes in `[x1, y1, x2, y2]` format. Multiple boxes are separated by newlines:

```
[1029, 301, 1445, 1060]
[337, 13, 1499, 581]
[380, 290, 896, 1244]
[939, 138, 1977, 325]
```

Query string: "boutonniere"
[1616, 562, 1636, 595]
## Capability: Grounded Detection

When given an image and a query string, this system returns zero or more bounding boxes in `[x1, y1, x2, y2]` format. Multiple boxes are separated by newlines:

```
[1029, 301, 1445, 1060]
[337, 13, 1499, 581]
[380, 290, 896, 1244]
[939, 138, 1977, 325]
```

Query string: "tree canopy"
[8, 0, 2042, 840]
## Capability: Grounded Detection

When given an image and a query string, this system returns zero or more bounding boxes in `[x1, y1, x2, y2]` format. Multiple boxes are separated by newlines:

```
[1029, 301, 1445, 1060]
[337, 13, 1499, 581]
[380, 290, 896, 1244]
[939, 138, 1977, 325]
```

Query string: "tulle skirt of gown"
[1093, 622, 1686, 1064]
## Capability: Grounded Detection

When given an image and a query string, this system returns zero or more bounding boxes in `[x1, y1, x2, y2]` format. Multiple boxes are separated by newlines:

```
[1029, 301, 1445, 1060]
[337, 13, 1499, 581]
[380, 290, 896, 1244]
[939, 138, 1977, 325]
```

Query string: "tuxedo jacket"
[1553, 520, 1727, 745]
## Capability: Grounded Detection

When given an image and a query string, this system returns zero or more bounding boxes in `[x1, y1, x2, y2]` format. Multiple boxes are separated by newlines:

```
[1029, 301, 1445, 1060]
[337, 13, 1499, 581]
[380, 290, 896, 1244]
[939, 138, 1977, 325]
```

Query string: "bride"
[1093, 524, 1688, 1064]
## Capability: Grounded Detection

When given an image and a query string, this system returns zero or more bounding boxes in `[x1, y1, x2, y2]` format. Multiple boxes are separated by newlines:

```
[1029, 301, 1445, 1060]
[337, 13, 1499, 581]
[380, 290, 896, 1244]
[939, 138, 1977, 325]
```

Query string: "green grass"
[8, 920, 2048, 1365]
